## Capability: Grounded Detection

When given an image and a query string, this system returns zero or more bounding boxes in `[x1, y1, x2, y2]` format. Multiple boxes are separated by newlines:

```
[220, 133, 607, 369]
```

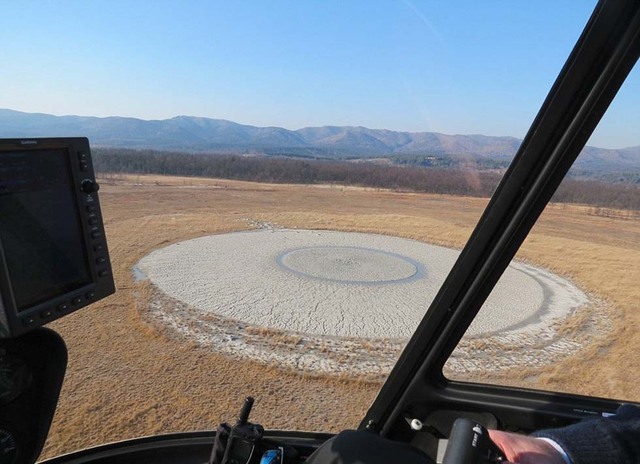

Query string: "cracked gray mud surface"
[277, 246, 425, 284]
[136, 229, 599, 376]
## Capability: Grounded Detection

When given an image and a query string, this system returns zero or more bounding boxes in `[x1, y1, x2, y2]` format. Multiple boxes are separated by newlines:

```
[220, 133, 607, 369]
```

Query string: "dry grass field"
[41, 174, 640, 458]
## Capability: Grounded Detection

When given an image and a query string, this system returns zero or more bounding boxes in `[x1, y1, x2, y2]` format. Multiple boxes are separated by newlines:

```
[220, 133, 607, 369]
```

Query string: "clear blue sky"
[1, 1, 638, 148]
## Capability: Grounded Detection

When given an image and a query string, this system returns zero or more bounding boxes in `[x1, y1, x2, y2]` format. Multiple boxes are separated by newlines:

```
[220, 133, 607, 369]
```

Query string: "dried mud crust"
[135, 228, 612, 379]
[445, 298, 613, 377]
[136, 249, 612, 381]
[136, 229, 591, 339]
[140, 285, 403, 381]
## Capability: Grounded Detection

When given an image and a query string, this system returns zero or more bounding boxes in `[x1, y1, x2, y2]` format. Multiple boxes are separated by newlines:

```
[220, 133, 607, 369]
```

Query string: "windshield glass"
[0, 1, 602, 458]
[445, 62, 640, 400]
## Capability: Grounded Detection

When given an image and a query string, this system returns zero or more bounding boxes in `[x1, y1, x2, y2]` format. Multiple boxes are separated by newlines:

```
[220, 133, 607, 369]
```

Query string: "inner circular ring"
[276, 246, 426, 285]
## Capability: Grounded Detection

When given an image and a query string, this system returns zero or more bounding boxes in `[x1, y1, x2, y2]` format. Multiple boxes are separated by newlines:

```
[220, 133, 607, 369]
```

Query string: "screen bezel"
[0, 137, 114, 338]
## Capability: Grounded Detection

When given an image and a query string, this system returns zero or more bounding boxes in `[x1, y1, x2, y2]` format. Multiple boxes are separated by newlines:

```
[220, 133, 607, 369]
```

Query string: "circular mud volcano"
[136, 229, 589, 371]
[137, 230, 588, 339]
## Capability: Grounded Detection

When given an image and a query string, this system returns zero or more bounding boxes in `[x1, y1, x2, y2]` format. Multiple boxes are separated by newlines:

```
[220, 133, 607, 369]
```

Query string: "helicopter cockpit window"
[444, 63, 640, 402]
[0, 1, 606, 460]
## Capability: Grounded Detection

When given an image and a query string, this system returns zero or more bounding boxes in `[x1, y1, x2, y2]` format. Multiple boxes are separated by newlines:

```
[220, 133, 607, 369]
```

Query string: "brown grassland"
[41, 174, 640, 458]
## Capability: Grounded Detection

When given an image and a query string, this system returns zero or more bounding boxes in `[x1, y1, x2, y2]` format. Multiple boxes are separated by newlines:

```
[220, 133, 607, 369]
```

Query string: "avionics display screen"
[0, 149, 91, 311]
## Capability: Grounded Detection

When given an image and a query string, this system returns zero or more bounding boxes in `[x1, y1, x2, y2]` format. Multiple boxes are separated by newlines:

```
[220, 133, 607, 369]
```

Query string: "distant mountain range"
[1, 108, 639, 174]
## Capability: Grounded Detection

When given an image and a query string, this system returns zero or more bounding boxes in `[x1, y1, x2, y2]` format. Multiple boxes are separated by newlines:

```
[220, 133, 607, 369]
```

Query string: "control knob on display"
[80, 179, 100, 194]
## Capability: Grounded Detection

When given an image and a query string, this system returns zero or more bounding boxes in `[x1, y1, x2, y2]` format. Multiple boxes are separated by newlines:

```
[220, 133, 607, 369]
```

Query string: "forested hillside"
[94, 148, 640, 211]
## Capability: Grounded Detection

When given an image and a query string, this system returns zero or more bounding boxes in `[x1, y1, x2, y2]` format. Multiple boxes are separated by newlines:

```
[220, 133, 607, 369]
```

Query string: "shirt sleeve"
[536, 438, 572, 464]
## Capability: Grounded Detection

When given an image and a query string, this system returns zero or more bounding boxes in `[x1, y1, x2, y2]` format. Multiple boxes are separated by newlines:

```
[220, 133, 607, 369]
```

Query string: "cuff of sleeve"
[537, 437, 572, 464]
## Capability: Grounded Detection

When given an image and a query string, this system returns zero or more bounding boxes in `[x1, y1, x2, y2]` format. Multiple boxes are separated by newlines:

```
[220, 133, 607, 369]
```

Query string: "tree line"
[93, 148, 639, 211]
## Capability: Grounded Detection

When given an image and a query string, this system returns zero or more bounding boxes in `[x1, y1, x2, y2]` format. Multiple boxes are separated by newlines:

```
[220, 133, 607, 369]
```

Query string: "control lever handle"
[442, 418, 506, 464]
[237, 396, 254, 426]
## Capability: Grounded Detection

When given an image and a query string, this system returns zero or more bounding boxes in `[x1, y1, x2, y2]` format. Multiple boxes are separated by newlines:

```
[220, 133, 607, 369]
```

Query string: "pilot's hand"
[488, 430, 566, 464]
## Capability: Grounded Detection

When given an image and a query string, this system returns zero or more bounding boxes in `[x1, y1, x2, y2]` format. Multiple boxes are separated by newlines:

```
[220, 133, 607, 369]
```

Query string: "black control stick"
[210, 397, 261, 464]
[218, 397, 264, 464]
[237, 397, 254, 426]
[442, 418, 506, 464]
